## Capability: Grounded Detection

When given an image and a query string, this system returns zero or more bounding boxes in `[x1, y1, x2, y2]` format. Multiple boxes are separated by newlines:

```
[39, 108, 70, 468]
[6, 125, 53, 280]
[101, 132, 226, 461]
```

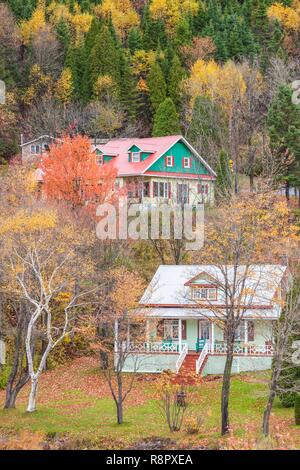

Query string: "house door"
[198, 320, 210, 341]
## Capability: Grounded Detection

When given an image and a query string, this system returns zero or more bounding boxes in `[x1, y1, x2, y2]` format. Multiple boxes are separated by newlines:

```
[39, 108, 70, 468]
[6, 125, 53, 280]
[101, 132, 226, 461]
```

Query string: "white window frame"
[159, 182, 169, 198]
[192, 287, 217, 301]
[131, 152, 140, 163]
[164, 320, 179, 340]
[166, 156, 173, 167]
[31, 144, 40, 154]
[183, 157, 191, 169]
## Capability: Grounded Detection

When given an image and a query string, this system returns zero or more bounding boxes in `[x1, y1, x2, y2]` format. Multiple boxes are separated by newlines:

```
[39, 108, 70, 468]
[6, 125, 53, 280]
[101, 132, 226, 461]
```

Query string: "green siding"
[148, 141, 209, 175]
[96, 149, 114, 163]
[128, 145, 141, 152]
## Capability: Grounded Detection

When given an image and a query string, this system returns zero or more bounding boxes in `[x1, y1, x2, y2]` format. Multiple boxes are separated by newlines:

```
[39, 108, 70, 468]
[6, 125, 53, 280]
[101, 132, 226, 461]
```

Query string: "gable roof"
[20, 135, 58, 147]
[140, 265, 288, 310]
[94, 135, 216, 178]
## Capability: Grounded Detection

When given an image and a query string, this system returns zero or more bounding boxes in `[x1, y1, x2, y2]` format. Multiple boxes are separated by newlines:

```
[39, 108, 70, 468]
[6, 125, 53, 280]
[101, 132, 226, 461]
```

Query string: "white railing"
[213, 342, 274, 356]
[196, 342, 209, 374]
[175, 344, 188, 374]
[116, 341, 181, 353]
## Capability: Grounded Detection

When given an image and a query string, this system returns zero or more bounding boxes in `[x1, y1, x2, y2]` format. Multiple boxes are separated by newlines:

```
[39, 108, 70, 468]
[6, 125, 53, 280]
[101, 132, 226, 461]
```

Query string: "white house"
[118, 264, 288, 376]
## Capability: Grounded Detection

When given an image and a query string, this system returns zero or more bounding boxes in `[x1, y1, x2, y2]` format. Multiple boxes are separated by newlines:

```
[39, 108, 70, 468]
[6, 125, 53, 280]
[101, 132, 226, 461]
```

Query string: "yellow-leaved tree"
[94, 0, 139, 41]
[149, 0, 199, 31]
[55, 68, 74, 106]
[268, 1, 300, 31]
[20, 1, 46, 45]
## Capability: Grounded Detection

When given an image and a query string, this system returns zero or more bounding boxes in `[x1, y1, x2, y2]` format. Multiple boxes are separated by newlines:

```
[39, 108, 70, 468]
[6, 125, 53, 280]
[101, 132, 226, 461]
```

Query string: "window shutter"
[168, 182, 171, 199]
[182, 320, 187, 340]
[182, 158, 185, 168]
[172, 156, 175, 167]
[128, 153, 131, 162]
[248, 321, 255, 341]
[165, 156, 168, 166]
[205, 184, 208, 195]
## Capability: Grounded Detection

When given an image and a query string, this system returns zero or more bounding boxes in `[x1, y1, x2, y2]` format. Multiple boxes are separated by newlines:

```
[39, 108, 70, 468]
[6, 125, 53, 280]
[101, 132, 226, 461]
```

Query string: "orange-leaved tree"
[40, 134, 118, 210]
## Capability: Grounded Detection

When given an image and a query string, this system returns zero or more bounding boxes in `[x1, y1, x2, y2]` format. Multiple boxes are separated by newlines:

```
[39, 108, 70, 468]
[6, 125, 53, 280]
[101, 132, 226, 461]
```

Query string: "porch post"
[146, 319, 150, 351]
[126, 322, 130, 349]
[244, 320, 248, 354]
[114, 319, 119, 352]
[211, 321, 214, 353]
[178, 319, 182, 352]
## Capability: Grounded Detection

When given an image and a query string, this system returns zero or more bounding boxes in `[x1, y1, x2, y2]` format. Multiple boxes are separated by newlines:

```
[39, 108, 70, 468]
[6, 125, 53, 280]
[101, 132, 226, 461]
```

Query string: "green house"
[94, 135, 216, 205]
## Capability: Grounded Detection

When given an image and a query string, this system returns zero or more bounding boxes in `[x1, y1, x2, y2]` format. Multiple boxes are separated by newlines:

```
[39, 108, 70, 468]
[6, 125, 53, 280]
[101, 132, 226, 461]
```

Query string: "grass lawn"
[0, 357, 299, 450]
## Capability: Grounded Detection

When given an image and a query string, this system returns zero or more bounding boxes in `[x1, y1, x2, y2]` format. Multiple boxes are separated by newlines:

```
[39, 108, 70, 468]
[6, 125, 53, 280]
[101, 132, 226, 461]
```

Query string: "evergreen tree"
[267, 85, 300, 200]
[147, 61, 167, 117]
[7, 0, 36, 20]
[187, 96, 226, 155]
[119, 53, 139, 124]
[168, 55, 185, 110]
[128, 28, 143, 54]
[83, 26, 121, 102]
[152, 98, 181, 137]
[56, 19, 71, 63]
[66, 46, 87, 102]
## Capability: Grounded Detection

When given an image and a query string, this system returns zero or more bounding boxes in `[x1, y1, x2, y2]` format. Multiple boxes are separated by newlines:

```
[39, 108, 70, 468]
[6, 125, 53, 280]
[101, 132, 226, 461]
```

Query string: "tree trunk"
[117, 374, 123, 424]
[262, 389, 276, 437]
[221, 349, 234, 435]
[4, 388, 18, 409]
[117, 401, 123, 425]
[285, 179, 290, 202]
[27, 377, 38, 412]
[4, 313, 29, 409]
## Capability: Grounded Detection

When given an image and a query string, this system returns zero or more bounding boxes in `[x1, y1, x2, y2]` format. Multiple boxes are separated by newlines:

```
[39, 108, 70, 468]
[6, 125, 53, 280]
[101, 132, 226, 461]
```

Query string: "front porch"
[116, 318, 274, 375]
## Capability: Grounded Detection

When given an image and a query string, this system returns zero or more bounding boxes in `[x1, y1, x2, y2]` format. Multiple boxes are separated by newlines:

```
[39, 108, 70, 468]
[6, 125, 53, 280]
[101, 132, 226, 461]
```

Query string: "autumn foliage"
[41, 134, 118, 209]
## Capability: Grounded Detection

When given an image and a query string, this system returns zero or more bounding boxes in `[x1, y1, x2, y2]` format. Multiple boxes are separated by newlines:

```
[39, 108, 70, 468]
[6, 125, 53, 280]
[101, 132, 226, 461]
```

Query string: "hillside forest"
[0, 0, 300, 195]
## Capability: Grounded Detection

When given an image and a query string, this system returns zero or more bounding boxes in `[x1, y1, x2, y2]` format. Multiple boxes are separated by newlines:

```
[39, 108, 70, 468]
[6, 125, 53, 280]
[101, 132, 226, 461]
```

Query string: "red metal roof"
[94, 135, 216, 178]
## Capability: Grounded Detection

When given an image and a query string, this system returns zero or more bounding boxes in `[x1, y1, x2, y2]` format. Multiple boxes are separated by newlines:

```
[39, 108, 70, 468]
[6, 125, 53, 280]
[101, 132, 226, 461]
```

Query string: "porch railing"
[209, 342, 274, 356]
[175, 344, 188, 374]
[116, 341, 181, 353]
[196, 342, 209, 374]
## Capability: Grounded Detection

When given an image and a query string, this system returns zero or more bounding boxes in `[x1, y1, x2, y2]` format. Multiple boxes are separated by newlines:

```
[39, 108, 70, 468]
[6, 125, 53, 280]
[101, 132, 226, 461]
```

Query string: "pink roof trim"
[94, 135, 215, 178]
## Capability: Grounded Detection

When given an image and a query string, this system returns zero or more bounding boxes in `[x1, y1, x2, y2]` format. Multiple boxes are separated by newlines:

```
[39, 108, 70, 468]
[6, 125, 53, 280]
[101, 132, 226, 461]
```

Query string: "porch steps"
[175, 353, 208, 384]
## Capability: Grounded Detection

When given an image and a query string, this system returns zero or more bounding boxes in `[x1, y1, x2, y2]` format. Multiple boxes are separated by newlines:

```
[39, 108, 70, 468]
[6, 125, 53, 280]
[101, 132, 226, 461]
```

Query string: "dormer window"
[192, 287, 217, 301]
[131, 152, 140, 163]
[96, 154, 103, 165]
[165, 156, 174, 167]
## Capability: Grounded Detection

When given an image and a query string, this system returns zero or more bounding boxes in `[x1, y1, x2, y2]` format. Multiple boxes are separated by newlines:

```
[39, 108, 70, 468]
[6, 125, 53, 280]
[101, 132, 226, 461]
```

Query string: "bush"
[295, 395, 300, 425]
[184, 414, 204, 435]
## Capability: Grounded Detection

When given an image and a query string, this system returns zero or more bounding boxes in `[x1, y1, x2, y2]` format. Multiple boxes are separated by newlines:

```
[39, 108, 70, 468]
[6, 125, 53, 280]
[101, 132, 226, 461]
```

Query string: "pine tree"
[187, 96, 226, 155]
[66, 45, 86, 102]
[8, 0, 36, 20]
[147, 61, 167, 117]
[128, 28, 143, 54]
[56, 19, 71, 63]
[168, 55, 185, 110]
[267, 84, 300, 200]
[83, 26, 121, 102]
[152, 98, 181, 137]
[119, 53, 140, 124]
